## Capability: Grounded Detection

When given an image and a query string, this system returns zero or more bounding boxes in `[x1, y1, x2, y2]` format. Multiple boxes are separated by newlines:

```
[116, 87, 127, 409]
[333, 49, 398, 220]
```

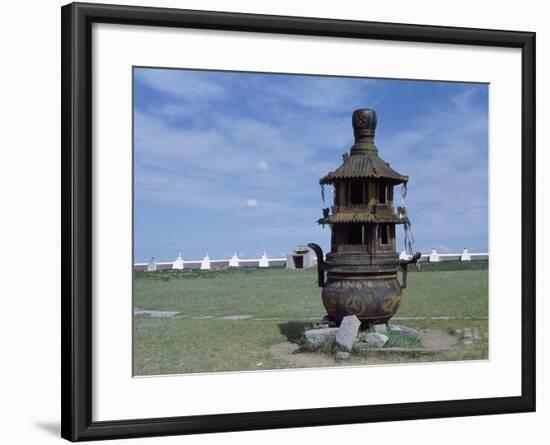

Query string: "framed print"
[61, 2, 536, 441]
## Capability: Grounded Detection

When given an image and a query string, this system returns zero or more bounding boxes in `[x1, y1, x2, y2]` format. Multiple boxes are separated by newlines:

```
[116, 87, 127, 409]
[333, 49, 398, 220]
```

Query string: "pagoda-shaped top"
[319, 109, 408, 185]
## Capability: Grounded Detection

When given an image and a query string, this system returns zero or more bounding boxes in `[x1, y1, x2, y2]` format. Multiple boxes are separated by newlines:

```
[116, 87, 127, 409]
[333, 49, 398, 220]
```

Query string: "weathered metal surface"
[319, 109, 408, 185]
[318, 212, 404, 225]
[311, 108, 420, 327]
[319, 152, 408, 185]
[322, 273, 402, 324]
[307, 243, 326, 287]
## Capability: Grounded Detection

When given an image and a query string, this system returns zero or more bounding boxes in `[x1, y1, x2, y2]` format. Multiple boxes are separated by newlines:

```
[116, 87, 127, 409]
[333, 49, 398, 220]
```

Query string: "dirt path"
[418, 329, 458, 350]
[269, 329, 459, 369]
[269, 342, 342, 368]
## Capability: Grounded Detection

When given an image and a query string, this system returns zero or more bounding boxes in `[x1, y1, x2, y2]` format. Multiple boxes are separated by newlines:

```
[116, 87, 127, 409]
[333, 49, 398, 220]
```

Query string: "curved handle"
[307, 243, 325, 288]
[399, 251, 422, 289]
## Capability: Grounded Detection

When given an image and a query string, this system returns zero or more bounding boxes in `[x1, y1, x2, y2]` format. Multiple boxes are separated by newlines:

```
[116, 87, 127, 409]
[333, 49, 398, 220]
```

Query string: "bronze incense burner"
[309, 109, 420, 327]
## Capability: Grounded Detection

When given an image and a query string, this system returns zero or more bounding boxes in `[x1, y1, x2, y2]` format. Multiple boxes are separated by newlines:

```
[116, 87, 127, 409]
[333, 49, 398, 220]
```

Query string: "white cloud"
[133, 68, 488, 256]
[151, 103, 206, 119]
[135, 69, 225, 99]
[381, 88, 488, 252]
[255, 160, 270, 172]
[245, 198, 258, 209]
[135, 170, 244, 211]
[133, 105, 334, 218]
[260, 76, 379, 113]
[135, 110, 315, 177]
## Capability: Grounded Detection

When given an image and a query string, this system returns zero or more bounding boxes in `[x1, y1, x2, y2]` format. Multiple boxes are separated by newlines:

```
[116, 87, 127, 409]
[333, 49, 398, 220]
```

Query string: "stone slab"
[389, 324, 418, 337]
[218, 315, 253, 320]
[334, 315, 361, 352]
[354, 345, 437, 354]
[363, 332, 389, 348]
[134, 308, 179, 318]
[304, 328, 338, 348]
[374, 324, 388, 335]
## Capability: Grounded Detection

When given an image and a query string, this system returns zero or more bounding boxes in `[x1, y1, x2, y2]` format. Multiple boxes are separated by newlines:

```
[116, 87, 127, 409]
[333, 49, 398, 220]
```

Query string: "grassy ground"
[133, 264, 488, 375]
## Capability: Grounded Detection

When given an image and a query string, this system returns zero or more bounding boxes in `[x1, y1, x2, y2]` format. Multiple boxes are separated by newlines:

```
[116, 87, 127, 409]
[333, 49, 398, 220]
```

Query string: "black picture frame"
[61, 2, 536, 441]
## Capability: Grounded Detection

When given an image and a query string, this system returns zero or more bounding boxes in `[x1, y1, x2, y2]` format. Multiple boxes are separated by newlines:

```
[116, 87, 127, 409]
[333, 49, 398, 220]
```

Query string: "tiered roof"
[317, 108, 408, 226]
[319, 152, 408, 185]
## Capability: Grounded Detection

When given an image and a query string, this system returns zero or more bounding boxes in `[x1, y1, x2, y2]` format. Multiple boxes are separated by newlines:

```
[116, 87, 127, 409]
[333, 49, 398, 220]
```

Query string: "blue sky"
[133, 68, 488, 262]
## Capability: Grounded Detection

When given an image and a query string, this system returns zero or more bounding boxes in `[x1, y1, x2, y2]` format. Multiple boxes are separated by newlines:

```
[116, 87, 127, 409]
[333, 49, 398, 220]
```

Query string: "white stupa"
[399, 250, 412, 261]
[147, 257, 157, 272]
[460, 247, 471, 261]
[429, 248, 440, 262]
[229, 252, 240, 267]
[172, 253, 184, 270]
[200, 254, 211, 270]
[259, 251, 269, 268]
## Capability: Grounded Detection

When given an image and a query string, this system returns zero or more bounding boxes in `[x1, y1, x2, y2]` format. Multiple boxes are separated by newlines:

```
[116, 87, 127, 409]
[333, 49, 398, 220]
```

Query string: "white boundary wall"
[135, 250, 489, 271]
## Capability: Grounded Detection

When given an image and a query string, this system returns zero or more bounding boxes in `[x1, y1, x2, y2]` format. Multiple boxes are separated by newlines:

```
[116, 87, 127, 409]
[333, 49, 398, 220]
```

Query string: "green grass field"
[133, 264, 488, 375]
